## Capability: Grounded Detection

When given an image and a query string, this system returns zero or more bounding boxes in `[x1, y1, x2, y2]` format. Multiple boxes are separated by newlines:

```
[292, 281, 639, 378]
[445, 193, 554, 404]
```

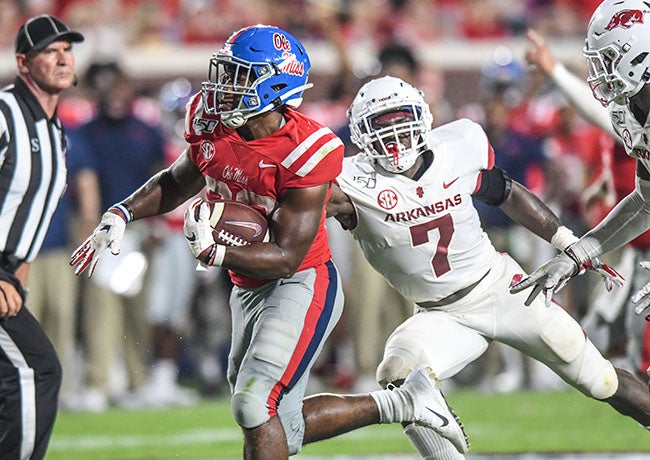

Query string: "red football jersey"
[185, 93, 344, 287]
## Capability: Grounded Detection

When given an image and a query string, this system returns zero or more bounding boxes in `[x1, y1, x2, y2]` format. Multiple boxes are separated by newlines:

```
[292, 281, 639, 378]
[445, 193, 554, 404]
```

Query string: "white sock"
[404, 423, 465, 459]
[369, 387, 414, 424]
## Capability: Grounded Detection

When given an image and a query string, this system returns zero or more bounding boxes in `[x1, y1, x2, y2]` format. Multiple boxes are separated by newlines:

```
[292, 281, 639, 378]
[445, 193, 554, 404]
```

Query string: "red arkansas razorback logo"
[605, 9, 646, 30]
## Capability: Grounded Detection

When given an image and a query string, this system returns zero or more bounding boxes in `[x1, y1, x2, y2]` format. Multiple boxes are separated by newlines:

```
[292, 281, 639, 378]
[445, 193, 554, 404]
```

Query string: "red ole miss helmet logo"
[273, 33, 292, 52]
[605, 9, 647, 30]
[279, 53, 305, 76]
[273, 33, 305, 77]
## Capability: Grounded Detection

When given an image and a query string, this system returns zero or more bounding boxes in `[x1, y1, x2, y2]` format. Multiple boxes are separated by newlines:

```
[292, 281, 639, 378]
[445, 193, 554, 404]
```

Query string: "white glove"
[70, 210, 126, 277]
[183, 199, 225, 267]
[631, 261, 650, 317]
[509, 252, 579, 308]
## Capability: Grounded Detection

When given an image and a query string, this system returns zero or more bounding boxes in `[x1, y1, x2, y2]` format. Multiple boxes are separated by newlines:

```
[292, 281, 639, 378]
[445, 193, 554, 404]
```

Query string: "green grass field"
[47, 389, 650, 459]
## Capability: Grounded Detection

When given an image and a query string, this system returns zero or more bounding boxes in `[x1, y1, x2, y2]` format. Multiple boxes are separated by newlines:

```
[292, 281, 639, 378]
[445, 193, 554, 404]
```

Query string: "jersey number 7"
[409, 214, 453, 277]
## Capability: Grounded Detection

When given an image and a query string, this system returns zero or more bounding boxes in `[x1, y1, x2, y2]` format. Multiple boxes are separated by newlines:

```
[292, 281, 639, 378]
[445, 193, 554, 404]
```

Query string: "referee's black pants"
[0, 306, 62, 460]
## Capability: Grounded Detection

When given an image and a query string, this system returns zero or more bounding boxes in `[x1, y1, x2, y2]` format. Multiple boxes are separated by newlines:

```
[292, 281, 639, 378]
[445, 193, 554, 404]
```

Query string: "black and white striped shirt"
[0, 77, 67, 266]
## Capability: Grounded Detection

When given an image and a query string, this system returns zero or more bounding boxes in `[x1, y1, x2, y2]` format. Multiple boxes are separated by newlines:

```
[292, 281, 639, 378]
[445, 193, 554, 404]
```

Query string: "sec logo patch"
[377, 189, 398, 210]
[201, 141, 215, 161]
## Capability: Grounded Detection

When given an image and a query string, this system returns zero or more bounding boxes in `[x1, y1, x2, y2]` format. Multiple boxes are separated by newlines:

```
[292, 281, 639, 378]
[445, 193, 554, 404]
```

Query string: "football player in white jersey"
[511, 0, 650, 317]
[327, 75, 650, 459]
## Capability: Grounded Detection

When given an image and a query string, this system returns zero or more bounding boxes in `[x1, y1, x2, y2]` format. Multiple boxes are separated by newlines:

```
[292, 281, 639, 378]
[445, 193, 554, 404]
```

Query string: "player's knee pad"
[376, 353, 416, 389]
[231, 389, 270, 429]
[562, 340, 619, 400]
[588, 360, 618, 400]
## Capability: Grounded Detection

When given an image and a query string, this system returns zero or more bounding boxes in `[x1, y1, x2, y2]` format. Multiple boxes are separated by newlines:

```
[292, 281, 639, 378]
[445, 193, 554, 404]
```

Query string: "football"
[200, 199, 270, 247]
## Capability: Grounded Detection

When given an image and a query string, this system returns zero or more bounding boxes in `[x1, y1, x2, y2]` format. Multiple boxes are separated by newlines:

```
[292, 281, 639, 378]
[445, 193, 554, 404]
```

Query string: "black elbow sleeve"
[474, 167, 512, 206]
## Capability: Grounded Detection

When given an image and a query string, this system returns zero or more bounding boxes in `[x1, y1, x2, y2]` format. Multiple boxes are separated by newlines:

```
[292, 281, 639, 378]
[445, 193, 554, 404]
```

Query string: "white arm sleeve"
[550, 64, 618, 139]
[569, 177, 650, 262]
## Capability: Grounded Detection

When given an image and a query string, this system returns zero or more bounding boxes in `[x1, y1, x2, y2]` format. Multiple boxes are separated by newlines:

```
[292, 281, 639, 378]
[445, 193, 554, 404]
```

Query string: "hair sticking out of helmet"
[200, 24, 313, 129]
[348, 76, 433, 173]
[583, 0, 650, 106]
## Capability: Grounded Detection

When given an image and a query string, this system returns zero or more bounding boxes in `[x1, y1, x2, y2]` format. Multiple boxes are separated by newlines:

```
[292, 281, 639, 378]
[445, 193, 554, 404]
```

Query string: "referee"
[0, 14, 84, 460]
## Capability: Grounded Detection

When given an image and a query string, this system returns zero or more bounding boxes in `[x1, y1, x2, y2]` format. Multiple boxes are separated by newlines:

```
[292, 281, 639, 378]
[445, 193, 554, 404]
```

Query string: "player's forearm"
[569, 183, 650, 263]
[499, 181, 564, 243]
[121, 169, 202, 221]
[222, 242, 307, 279]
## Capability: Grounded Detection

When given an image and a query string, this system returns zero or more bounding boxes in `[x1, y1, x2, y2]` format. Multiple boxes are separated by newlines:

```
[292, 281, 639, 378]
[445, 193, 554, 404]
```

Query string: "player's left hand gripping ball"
[70, 210, 126, 277]
[184, 198, 222, 266]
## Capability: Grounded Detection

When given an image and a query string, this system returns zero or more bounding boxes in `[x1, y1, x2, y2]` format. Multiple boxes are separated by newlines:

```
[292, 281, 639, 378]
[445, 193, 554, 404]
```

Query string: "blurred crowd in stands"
[1, 0, 602, 53]
[2, 0, 644, 412]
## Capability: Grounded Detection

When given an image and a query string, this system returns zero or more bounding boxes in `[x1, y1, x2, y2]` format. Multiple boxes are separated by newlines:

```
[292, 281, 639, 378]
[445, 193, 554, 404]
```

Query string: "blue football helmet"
[201, 24, 313, 128]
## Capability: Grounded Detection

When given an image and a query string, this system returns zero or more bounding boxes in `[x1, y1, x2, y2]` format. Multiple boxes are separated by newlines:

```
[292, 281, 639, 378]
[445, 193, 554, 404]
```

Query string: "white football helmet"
[583, 0, 650, 106]
[348, 76, 433, 173]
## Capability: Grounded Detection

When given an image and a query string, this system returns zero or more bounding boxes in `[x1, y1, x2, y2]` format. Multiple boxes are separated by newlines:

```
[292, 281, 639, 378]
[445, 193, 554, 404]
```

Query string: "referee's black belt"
[417, 269, 490, 309]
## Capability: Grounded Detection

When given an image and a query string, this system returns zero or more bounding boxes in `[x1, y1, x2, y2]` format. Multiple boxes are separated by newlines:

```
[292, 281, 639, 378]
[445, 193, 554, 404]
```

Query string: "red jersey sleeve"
[275, 111, 344, 191]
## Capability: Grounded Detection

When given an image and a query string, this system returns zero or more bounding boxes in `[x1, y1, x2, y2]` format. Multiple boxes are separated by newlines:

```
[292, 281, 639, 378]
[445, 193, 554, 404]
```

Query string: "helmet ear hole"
[631, 52, 648, 65]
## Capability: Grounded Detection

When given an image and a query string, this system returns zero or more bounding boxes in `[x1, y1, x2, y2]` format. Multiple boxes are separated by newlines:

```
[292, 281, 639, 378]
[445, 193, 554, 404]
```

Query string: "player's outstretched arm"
[70, 148, 204, 277]
[501, 179, 623, 304]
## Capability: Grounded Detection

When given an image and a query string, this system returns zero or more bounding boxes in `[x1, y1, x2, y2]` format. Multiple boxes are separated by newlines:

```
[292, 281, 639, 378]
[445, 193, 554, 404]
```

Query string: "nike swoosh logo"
[442, 177, 459, 189]
[186, 232, 197, 242]
[225, 220, 264, 237]
[259, 160, 277, 169]
[426, 407, 449, 427]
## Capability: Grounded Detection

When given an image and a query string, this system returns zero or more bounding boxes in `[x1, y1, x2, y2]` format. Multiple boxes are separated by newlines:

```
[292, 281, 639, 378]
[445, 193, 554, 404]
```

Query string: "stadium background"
[2, 0, 649, 458]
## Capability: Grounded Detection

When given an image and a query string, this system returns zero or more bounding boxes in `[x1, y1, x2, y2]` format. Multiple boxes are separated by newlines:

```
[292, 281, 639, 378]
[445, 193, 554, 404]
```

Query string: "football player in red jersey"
[70, 25, 469, 458]
[327, 75, 650, 458]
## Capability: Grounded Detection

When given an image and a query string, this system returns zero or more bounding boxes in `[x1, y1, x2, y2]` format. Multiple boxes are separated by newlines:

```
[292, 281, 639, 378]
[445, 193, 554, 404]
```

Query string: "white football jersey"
[608, 102, 650, 172]
[337, 118, 498, 303]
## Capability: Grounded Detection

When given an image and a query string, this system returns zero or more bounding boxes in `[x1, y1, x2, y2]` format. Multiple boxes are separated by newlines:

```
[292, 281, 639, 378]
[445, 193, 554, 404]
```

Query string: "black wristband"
[110, 203, 134, 223]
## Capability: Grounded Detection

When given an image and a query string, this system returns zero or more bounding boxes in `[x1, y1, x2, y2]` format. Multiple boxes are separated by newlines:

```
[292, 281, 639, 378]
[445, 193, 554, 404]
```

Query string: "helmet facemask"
[201, 55, 277, 129]
[358, 106, 428, 173]
[583, 41, 646, 106]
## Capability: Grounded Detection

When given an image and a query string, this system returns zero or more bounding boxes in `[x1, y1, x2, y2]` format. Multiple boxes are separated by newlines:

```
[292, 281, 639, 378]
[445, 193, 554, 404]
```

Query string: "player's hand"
[70, 210, 126, 277]
[525, 28, 557, 76]
[579, 258, 625, 292]
[631, 261, 650, 318]
[509, 252, 579, 308]
[183, 198, 222, 266]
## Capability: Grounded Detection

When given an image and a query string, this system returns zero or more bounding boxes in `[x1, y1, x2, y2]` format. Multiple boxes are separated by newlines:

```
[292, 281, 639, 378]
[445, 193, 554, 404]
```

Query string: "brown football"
[201, 200, 270, 246]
